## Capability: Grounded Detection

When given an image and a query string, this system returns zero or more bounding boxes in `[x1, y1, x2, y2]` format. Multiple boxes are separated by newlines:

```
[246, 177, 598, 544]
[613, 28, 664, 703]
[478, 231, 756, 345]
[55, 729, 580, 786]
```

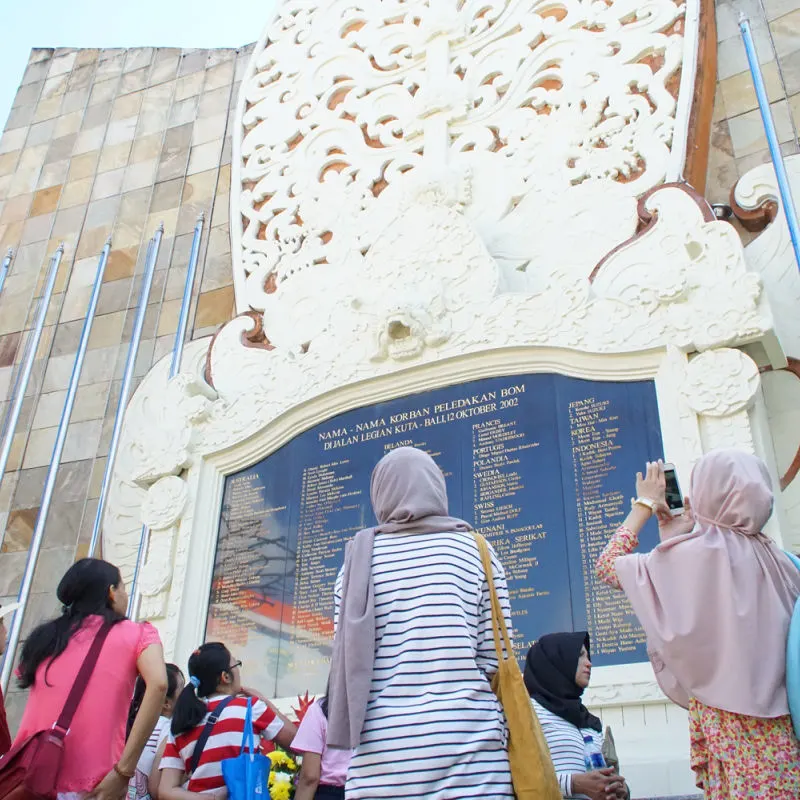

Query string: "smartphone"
[663, 463, 684, 516]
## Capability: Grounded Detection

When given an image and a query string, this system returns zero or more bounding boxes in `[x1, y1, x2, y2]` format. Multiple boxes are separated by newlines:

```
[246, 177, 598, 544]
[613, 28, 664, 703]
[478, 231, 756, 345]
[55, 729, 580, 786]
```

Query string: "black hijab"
[524, 631, 602, 732]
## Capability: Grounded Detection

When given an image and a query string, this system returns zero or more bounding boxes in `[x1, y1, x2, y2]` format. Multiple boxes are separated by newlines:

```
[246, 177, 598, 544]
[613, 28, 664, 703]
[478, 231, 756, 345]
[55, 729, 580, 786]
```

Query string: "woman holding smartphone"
[596, 451, 800, 799]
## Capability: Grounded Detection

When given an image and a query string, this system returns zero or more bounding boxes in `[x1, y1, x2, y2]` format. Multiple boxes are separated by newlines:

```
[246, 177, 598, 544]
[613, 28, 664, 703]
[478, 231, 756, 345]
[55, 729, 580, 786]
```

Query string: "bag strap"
[189, 695, 235, 774]
[53, 620, 114, 736]
[240, 697, 255, 756]
[473, 533, 514, 664]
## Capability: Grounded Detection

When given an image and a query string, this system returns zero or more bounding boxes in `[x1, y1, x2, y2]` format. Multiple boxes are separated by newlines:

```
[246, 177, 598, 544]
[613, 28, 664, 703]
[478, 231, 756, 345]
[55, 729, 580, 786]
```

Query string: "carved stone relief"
[233, 0, 692, 319]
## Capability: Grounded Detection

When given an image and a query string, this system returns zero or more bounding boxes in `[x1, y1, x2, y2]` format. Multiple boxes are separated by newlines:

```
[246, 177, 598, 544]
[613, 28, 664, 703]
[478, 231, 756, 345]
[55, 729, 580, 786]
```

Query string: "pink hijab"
[326, 447, 471, 748]
[615, 449, 800, 718]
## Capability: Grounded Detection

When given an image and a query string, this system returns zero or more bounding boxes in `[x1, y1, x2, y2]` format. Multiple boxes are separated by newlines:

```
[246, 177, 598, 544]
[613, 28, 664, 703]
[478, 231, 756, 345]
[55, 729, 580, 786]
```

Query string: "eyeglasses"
[227, 660, 242, 672]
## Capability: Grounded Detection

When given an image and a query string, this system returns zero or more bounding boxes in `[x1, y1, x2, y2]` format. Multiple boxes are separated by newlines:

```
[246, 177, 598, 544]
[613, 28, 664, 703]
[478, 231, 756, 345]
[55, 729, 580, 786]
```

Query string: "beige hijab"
[615, 449, 800, 717]
[326, 447, 471, 748]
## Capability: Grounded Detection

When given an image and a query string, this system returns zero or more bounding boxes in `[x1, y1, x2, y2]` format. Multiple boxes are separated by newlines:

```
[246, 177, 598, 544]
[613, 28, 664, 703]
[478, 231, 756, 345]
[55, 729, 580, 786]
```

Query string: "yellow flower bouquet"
[267, 748, 299, 800]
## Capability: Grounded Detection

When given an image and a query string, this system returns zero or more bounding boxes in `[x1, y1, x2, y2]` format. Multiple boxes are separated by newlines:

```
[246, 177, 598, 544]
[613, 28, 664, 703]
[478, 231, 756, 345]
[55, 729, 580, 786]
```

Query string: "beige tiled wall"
[707, 0, 800, 205]
[0, 45, 252, 728]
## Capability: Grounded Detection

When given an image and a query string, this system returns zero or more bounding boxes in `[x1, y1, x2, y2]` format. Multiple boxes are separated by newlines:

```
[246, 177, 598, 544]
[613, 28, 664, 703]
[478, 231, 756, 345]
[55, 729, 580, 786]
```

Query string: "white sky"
[0, 0, 276, 130]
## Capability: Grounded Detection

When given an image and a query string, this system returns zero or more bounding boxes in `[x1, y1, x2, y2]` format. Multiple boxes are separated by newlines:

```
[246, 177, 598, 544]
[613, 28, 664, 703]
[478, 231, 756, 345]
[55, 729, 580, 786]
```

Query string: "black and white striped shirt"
[532, 698, 604, 799]
[335, 531, 514, 799]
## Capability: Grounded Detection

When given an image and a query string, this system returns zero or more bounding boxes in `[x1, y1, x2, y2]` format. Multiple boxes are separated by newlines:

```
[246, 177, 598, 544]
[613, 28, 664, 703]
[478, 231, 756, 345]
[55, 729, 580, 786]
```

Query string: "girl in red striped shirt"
[159, 643, 296, 799]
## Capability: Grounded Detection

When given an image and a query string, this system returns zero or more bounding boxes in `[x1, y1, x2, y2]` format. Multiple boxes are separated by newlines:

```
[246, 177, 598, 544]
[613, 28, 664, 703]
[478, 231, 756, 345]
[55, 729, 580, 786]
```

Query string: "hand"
[635, 461, 669, 517]
[571, 769, 625, 800]
[241, 685, 268, 703]
[86, 769, 129, 800]
[658, 496, 695, 540]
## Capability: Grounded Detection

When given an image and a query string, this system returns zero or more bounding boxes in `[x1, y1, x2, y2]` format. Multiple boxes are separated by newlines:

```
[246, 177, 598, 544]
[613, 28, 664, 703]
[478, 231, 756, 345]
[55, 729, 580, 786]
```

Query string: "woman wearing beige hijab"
[327, 446, 514, 799]
[596, 450, 800, 798]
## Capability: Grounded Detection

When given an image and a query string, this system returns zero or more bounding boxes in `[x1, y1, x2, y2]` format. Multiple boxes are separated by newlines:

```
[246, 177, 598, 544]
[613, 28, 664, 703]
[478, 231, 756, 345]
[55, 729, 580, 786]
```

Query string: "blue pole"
[0, 239, 111, 691]
[89, 225, 163, 557]
[170, 213, 204, 378]
[127, 213, 205, 618]
[740, 14, 800, 273]
[0, 249, 12, 297]
[0, 246, 63, 489]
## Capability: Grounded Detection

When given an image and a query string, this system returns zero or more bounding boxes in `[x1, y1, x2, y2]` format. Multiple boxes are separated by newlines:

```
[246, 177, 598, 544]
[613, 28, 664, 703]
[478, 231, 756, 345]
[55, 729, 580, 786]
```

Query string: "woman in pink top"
[293, 694, 352, 800]
[13, 558, 168, 800]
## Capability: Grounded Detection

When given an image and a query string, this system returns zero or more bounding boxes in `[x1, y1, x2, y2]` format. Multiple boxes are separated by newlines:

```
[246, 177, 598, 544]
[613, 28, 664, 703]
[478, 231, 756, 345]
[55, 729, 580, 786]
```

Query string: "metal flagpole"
[0, 240, 111, 692]
[0, 248, 12, 297]
[0, 245, 63, 489]
[88, 225, 163, 558]
[127, 214, 205, 618]
[740, 13, 800, 273]
[170, 213, 204, 377]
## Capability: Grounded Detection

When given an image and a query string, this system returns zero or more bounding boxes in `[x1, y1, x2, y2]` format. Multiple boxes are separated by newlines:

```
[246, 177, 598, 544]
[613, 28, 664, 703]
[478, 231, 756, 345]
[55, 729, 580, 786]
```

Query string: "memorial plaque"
[207, 374, 664, 698]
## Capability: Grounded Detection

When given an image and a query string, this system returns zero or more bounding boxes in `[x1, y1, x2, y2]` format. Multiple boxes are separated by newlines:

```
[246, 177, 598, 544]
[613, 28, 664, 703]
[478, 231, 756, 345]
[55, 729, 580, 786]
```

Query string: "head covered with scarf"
[615, 448, 800, 717]
[524, 632, 601, 732]
[326, 447, 471, 748]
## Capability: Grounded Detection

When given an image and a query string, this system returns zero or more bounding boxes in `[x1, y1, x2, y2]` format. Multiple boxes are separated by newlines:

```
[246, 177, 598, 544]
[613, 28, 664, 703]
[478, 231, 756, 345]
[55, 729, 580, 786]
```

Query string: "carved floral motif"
[233, 0, 688, 320]
[680, 348, 760, 418]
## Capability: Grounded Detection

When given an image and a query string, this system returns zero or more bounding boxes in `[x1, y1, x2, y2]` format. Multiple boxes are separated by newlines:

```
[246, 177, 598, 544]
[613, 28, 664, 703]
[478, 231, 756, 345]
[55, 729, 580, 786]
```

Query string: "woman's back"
[16, 615, 160, 792]
[339, 531, 514, 799]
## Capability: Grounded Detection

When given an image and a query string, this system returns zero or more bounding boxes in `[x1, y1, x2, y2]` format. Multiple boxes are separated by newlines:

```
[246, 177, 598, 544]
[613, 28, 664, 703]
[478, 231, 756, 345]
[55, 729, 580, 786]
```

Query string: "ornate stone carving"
[233, 0, 692, 316]
[586, 680, 667, 707]
[141, 476, 188, 531]
[680, 348, 760, 417]
[734, 157, 800, 356]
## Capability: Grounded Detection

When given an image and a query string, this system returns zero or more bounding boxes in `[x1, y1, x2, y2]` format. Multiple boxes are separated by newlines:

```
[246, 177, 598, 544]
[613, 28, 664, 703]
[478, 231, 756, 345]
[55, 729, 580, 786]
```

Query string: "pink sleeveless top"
[14, 615, 161, 792]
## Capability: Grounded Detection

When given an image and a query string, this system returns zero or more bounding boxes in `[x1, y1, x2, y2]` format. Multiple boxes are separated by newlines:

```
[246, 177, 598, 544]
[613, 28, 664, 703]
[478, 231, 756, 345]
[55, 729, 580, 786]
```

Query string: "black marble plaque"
[207, 374, 663, 698]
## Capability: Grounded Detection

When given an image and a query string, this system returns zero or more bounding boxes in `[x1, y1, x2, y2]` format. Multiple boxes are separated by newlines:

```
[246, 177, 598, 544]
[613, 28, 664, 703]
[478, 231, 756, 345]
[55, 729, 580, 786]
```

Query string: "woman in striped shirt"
[524, 633, 626, 800]
[159, 642, 296, 799]
[327, 446, 513, 799]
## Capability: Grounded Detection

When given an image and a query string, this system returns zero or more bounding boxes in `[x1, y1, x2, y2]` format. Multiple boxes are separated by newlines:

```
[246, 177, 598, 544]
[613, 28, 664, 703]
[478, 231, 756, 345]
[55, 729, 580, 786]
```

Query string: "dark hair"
[127, 663, 184, 739]
[318, 676, 330, 718]
[17, 558, 125, 689]
[171, 642, 233, 735]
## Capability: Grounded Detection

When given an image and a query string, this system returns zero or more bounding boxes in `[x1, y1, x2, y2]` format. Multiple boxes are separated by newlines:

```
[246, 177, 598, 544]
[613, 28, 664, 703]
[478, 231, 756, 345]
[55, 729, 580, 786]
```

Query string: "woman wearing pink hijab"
[596, 449, 800, 798]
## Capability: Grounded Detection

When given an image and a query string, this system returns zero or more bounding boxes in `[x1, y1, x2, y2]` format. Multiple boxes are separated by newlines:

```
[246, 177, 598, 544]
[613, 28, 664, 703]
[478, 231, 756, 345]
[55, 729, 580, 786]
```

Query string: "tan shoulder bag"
[474, 532, 562, 800]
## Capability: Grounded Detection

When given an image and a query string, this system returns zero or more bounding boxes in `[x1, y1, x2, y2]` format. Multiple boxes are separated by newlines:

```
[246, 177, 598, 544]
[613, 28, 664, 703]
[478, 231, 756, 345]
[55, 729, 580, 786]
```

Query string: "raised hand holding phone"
[634, 460, 670, 518]
[657, 496, 695, 541]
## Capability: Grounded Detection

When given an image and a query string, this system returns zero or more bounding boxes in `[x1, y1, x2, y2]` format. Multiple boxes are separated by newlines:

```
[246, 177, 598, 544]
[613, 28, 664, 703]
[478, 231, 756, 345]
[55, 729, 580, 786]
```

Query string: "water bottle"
[583, 734, 607, 770]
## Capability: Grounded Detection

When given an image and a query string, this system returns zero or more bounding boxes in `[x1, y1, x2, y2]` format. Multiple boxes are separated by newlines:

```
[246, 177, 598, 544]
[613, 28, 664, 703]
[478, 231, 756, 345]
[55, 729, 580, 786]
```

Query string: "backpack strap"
[188, 695, 235, 775]
[51, 620, 114, 737]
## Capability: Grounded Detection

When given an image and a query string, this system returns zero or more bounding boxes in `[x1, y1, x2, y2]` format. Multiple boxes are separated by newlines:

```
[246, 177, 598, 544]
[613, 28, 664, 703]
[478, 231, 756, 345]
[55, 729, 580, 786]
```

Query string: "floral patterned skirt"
[689, 698, 800, 798]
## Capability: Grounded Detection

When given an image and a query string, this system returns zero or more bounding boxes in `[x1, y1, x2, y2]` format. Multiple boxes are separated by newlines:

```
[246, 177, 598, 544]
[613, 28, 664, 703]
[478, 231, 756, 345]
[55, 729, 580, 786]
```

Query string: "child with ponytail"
[159, 643, 296, 799]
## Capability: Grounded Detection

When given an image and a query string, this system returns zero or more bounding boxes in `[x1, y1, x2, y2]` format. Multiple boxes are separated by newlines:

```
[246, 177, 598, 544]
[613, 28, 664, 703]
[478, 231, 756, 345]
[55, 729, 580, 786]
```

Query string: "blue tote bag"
[221, 697, 271, 800]
[784, 551, 800, 739]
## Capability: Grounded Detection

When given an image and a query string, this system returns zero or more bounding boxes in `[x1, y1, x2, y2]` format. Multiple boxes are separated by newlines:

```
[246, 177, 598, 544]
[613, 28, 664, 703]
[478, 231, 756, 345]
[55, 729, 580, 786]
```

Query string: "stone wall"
[707, 0, 800, 204]
[0, 45, 251, 728]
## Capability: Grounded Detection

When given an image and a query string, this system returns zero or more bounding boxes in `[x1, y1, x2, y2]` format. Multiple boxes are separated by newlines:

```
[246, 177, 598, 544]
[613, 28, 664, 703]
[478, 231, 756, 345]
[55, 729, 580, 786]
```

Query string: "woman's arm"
[596, 461, 670, 590]
[88, 643, 168, 800]
[293, 751, 322, 800]
[159, 768, 225, 800]
[596, 518, 646, 590]
[147, 737, 170, 799]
